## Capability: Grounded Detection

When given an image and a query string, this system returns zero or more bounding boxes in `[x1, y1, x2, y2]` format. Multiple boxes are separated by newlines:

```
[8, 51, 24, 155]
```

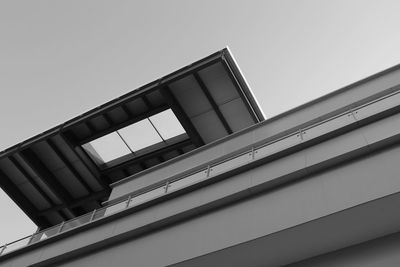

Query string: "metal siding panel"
[169, 75, 212, 117]
[125, 98, 148, 115]
[32, 142, 65, 172]
[107, 107, 130, 124]
[18, 181, 51, 210]
[51, 135, 79, 163]
[13, 154, 62, 205]
[219, 98, 254, 132]
[162, 150, 181, 161]
[146, 90, 166, 107]
[191, 110, 228, 143]
[198, 62, 239, 105]
[72, 161, 103, 191]
[90, 115, 110, 131]
[70, 124, 92, 140]
[126, 164, 143, 174]
[52, 167, 88, 198]
[0, 158, 27, 185]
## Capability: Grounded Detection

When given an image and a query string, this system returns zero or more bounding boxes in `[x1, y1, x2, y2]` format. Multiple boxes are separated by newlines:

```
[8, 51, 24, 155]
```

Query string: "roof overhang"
[0, 48, 264, 228]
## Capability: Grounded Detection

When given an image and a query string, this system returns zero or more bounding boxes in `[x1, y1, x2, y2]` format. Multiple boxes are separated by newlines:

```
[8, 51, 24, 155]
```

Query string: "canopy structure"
[0, 48, 264, 229]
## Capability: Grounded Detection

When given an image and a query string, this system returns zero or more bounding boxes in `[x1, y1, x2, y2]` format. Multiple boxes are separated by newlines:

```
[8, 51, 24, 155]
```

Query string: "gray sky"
[1, 0, 400, 244]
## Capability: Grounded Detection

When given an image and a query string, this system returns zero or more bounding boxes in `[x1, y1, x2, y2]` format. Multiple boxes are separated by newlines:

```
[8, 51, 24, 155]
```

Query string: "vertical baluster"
[250, 147, 255, 160]
[164, 181, 170, 193]
[206, 165, 211, 178]
[27, 228, 40, 245]
[57, 221, 65, 234]
[125, 195, 132, 208]
[349, 108, 358, 121]
[298, 129, 304, 141]
[89, 209, 97, 222]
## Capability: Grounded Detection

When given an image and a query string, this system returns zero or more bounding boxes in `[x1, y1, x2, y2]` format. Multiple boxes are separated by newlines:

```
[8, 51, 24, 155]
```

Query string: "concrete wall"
[288, 231, 400, 267]
[2, 69, 400, 266]
[6, 141, 397, 267]
[110, 67, 400, 201]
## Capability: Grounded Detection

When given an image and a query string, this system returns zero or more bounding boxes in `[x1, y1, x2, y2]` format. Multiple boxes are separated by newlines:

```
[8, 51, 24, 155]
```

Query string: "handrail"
[1, 88, 399, 257]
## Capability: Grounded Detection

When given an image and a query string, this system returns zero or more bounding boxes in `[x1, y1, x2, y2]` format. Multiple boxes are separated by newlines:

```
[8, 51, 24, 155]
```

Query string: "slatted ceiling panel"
[125, 98, 149, 115]
[70, 123, 92, 140]
[191, 110, 228, 143]
[18, 182, 51, 210]
[126, 164, 143, 174]
[13, 154, 40, 181]
[50, 135, 79, 163]
[72, 161, 102, 191]
[219, 98, 255, 132]
[31, 142, 65, 172]
[104, 153, 134, 169]
[61, 209, 75, 219]
[0, 159, 51, 210]
[32, 176, 61, 205]
[13, 154, 62, 205]
[107, 106, 130, 124]
[75, 146, 99, 174]
[52, 167, 88, 198]
[0, 158, 28, 185]
[120, 169, 131, 176]
[146, 90, 166, 107]
[109, 169, 126, 182]
[169, 75, 212, 117]
[45, 211, 64, 225]
[81, 201, 98, 211]
[50, 135, 102, 191]
[90, 115, 110, 131]
[197, 62, 240, 105]
[144, 157, 161, 168]
[181, 144, 196, 153]
[162, 150, 181, 161]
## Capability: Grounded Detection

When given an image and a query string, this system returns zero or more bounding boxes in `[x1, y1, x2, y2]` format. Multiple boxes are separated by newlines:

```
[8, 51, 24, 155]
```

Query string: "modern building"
[1, 48, 400, 266]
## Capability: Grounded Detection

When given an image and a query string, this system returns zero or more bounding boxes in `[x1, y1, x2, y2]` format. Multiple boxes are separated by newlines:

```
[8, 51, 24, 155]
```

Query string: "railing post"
[57, 221, 65, 234]
[298, 129, 304, 141]
[27, 233, 35, 245]
[349, 108, 358, 121]
[164, 181, 170, 193]
[27, 228, 40, 245]
[206, 165, 211, 178]
[0, 244, 7, 256]
[250, 147, 255, 160]
[89, 209, 97, 222]
[125, 195, 132, 208]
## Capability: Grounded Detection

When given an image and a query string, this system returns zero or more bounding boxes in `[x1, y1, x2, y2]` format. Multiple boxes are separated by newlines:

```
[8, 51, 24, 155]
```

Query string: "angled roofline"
[0, 48, 266, 228]
[0, 48, 263, 159]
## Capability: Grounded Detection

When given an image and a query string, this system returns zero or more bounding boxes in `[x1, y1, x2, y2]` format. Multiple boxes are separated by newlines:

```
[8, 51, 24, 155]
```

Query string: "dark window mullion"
[148, 118, 165, 142]
[116, 130, 136, 155]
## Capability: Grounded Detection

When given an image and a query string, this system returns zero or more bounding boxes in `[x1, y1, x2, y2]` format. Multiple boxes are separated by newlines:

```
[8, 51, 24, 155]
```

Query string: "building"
[1, 48, 400, 266]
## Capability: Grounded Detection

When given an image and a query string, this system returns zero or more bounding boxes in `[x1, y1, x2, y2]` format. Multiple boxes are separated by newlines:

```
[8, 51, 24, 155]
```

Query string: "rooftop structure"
[0, 48, 264, 229]
[1, 49, 400, 267]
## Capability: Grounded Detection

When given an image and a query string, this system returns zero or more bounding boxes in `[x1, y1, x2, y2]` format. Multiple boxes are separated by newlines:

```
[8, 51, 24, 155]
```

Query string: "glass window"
[82, 132, 131, 164]
[118, 119, 163, 152]
[82, 109, 187, 166]
[149, 109, 186, 140]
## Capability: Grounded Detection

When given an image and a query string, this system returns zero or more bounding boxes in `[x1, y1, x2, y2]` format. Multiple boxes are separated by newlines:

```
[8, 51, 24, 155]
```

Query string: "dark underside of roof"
[0, 48, 264, 229]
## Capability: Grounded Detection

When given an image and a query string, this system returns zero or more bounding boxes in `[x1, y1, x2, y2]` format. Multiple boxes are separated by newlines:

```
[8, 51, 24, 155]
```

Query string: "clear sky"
[1, 0, 400, 244]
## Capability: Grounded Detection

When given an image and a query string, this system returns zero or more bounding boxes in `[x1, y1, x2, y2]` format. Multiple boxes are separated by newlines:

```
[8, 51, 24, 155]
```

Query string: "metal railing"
[1, 89, 399, 257]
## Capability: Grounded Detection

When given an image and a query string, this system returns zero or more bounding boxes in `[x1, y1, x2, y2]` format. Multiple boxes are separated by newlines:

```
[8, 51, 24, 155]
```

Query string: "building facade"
[1, 48, 400, 266]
